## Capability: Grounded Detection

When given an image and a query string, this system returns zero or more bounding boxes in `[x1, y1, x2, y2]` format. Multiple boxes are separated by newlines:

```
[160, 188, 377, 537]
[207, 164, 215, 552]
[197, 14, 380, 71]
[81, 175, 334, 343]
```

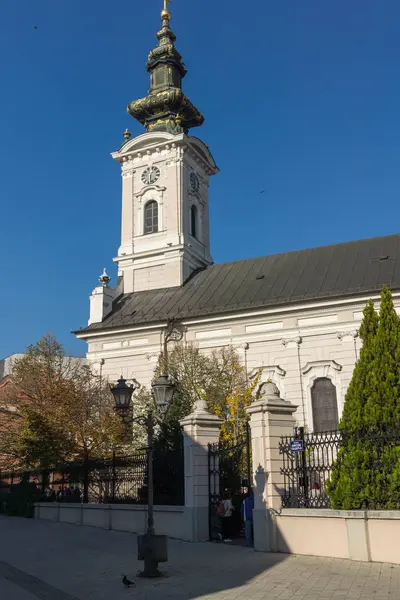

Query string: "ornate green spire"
[127, 2, 204, 135]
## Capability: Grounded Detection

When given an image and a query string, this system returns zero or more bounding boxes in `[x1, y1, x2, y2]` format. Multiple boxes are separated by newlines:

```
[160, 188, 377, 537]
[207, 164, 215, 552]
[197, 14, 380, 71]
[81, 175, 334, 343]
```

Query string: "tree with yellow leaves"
[0, 335, 126, 471]
[154, 343, 259, 444]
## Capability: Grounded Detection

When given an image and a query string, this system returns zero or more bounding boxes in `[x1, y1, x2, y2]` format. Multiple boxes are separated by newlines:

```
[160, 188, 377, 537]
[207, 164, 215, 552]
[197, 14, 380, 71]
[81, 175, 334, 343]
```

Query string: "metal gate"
[208, 423, 251, 541]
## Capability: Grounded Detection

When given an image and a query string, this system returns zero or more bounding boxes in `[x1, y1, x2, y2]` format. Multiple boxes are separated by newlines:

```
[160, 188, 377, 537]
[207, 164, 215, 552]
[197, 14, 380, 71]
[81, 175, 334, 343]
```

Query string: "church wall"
[84, 294, 400, 431]
[133, 263, 167, 291]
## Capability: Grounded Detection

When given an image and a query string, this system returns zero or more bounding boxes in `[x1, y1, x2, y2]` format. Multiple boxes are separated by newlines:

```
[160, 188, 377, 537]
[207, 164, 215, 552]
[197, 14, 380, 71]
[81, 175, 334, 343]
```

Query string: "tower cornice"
[112, 132, 219, 176]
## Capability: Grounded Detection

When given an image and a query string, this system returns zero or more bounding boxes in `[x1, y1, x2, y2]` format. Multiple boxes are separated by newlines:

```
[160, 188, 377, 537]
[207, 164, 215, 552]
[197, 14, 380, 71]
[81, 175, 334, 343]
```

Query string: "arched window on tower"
[311, 378, 339, 433]
[190, 205, 197, 239]
[144, 200, 158, 234]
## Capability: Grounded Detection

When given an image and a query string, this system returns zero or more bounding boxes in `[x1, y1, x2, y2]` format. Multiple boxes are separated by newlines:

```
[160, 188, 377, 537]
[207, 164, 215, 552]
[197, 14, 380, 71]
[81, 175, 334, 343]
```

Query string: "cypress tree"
[327, 287, 400, 509]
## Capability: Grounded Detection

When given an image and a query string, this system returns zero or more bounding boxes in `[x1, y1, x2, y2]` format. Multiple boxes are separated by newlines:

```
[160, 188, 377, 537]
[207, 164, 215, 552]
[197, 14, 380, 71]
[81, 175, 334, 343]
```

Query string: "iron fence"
[280, 424, 400, 509]
[279, 427, 342, 508]
[0, 446, 184, 507]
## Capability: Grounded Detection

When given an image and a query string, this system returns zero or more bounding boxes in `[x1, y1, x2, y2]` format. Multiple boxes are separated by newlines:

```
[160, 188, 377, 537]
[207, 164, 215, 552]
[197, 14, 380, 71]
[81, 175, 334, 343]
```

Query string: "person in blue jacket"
[241, 491, 254, 547]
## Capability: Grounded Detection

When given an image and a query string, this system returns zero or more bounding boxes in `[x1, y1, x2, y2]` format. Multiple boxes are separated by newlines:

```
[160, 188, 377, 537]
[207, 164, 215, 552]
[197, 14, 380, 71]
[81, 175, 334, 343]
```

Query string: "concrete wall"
[34, 503, 191, 541]
[275, 509, 400, 564]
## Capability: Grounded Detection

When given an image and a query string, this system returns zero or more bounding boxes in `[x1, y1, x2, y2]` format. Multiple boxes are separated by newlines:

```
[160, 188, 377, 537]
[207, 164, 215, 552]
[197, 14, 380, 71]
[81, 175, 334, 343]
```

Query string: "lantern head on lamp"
[111, 376, 134, 412]
[151, 374, 175, 420]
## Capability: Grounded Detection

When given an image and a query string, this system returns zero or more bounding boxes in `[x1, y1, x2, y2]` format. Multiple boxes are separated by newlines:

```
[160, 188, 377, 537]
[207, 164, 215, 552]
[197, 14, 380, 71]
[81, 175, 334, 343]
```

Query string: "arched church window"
[190, 205, 197, 239]
[144, 200, 158, 234]
[311, 378, 339, 433]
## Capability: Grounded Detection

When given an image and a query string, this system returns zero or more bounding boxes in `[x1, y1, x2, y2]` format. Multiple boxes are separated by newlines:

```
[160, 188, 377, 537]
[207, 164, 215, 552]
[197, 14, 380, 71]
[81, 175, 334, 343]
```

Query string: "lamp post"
[111, 373, 175, 578]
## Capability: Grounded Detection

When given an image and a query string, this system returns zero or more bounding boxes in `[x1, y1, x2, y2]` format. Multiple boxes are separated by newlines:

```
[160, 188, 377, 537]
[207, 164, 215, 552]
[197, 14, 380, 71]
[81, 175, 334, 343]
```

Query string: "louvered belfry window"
[190, 205, 197, 238]
[311, 377, 339, 433]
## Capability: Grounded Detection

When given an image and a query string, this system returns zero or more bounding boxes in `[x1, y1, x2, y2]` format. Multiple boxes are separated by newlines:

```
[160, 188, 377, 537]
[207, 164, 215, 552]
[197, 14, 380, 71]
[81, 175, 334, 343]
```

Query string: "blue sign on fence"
[290, 440, 304, 452]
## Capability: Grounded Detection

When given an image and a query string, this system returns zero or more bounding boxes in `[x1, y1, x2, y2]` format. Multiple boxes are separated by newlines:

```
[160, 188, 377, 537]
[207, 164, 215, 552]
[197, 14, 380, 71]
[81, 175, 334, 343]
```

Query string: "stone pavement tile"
[1, 517, 400, 600]
[1, 577, 39, 600]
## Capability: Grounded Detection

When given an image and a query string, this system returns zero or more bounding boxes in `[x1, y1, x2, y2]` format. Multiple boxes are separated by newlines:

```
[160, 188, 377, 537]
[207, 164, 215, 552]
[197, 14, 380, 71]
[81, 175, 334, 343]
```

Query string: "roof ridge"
[208, 233, 400, 269]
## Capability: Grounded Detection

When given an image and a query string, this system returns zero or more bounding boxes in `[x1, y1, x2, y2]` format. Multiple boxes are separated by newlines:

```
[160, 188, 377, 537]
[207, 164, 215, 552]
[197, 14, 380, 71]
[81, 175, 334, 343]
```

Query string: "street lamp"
[111, 377, 134, 410]
[152, 374, 175, 419]
[110, 373, 175, 578]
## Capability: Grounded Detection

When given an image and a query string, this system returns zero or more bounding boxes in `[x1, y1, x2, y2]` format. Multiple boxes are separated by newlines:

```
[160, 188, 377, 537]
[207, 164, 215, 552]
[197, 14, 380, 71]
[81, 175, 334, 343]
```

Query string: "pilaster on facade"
[233, 341, 249, 361]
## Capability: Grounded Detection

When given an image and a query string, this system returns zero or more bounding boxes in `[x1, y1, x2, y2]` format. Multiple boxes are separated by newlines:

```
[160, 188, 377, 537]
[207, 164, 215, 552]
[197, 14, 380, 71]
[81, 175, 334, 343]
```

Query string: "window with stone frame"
[144, 200, 158, 234]
[311, 377, 339, 433]
[190, 205, 197, 239]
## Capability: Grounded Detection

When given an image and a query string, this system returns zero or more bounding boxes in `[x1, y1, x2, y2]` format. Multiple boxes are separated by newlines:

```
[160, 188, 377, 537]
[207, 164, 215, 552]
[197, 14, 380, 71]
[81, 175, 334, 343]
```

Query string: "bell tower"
[112, 2, 218, 295]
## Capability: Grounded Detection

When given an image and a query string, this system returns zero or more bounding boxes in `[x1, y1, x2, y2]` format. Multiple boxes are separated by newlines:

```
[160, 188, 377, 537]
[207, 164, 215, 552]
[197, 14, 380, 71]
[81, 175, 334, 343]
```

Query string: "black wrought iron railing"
[279, 427, 342, 508]
[280, 424, 400, 509]
[0, 446, 184, 508]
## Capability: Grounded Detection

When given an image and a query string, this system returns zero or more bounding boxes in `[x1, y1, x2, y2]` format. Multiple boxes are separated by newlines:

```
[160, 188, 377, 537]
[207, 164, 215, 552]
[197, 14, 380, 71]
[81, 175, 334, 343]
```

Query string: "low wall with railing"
[34, 503, 192, 541]
[273, 509, 400, 564]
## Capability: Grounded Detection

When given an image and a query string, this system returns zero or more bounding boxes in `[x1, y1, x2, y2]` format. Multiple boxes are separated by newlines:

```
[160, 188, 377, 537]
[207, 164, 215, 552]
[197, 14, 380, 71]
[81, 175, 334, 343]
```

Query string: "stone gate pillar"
[180, 399, 222, 542]
[246, 382, 297, 552]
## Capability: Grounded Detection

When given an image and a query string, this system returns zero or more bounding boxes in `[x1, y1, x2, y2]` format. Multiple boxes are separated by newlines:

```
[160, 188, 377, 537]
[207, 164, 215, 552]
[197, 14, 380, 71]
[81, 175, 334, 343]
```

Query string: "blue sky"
[1, 0, 400, 357]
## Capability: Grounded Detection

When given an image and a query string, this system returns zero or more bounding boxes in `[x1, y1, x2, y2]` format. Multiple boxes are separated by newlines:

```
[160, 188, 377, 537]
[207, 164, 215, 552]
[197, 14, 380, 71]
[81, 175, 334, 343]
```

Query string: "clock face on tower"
[141, 166, 160, 185]
[190, 171, 200, 193]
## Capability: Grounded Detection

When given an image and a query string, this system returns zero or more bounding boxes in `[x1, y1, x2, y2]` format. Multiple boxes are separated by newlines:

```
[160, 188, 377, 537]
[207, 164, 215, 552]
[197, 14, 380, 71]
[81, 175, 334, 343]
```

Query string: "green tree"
[156, 342, 214, 422]
[13, 406, 75, 470]
[327, 287, 400, 509]
[154, 342, 259, 443]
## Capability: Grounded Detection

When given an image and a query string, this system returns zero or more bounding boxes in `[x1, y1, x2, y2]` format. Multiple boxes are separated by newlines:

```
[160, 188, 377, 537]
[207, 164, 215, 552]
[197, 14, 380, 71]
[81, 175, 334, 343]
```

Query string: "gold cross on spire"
[164, 0, 171, 10]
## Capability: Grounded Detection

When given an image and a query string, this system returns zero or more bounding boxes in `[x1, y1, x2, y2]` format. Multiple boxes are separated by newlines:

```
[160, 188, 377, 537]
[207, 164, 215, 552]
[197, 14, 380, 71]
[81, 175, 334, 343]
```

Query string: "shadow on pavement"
[0, 516, 287, 600]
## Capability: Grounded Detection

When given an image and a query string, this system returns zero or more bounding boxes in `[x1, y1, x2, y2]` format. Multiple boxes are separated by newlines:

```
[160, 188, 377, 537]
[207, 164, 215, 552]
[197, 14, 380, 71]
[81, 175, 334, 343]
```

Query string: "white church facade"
[75, 5, 400, 432]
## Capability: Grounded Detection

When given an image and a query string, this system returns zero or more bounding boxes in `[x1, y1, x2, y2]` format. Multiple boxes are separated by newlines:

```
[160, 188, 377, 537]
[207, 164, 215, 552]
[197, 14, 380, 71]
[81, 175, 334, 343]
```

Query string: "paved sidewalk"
[1, 516, 400, 599]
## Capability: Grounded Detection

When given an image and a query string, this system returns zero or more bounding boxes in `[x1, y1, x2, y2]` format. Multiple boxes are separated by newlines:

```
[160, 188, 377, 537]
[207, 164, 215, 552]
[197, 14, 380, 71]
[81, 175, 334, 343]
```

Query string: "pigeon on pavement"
[122, 575, 135, 588]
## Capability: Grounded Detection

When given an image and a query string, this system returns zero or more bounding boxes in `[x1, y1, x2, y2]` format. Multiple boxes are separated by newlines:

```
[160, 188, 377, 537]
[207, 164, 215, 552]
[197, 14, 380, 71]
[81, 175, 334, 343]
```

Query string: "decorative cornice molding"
[135, 184, 167, 198]
[281, 336, 302, 347]
[122, 168, 136, 179]
[337, 330, 359, 340]
[113, 134, 217, 176]
[250, 364, 286, 379]
[79, 294, 400, 342]
[302, 359, 342, 375]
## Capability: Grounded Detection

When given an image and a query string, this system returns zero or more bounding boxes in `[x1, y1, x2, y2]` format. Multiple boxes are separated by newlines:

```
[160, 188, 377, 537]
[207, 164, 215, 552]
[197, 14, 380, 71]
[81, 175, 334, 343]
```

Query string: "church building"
[75, 4, 400, 432]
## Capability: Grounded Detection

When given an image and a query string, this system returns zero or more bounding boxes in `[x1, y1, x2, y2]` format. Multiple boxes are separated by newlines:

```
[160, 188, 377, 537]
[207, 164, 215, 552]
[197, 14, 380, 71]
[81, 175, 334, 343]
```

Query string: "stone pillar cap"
[247, 382, 297, 416]
[180, 398, 222, 427]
